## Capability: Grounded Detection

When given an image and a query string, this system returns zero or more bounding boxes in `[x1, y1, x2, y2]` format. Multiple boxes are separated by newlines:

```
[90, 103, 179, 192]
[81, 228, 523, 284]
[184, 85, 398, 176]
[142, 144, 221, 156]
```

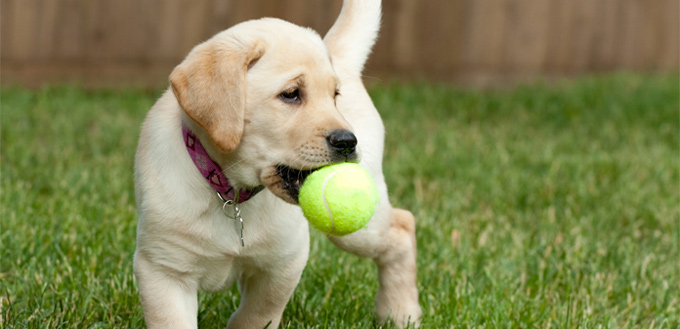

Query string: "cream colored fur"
[133, 1, 421, 327]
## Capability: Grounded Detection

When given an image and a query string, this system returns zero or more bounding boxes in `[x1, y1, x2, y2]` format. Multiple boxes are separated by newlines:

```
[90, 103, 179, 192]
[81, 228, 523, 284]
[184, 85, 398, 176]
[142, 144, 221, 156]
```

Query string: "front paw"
[376, 290, 422, 327]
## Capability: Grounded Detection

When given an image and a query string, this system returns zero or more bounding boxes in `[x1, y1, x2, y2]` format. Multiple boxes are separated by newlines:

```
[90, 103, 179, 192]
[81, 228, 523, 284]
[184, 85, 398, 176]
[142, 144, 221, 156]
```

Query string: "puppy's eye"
[335, 89, 341, 97]
[279, 88, 301, 105]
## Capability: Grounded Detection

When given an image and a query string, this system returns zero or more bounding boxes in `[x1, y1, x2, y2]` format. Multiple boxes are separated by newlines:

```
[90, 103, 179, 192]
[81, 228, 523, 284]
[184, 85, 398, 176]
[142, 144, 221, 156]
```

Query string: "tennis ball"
[299, 163, 379, 236]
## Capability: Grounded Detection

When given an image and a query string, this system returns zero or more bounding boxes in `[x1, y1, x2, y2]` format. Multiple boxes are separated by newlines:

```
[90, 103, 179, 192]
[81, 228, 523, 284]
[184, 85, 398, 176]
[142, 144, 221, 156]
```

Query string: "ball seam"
[320, 167, 354, 235]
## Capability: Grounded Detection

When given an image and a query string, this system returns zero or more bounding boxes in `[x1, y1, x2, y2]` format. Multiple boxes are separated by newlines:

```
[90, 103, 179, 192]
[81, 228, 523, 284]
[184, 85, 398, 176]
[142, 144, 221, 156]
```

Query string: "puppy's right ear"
[170, 40, 264, 153]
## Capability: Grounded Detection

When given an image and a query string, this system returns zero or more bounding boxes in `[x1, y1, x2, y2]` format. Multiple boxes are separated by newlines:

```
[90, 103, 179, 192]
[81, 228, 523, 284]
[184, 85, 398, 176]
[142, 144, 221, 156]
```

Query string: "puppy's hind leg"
[327, 204, 422, 327]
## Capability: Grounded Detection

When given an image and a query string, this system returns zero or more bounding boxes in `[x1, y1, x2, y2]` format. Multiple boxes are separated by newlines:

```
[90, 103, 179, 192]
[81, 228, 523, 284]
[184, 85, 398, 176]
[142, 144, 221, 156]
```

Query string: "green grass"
[1, 73, 678, 328]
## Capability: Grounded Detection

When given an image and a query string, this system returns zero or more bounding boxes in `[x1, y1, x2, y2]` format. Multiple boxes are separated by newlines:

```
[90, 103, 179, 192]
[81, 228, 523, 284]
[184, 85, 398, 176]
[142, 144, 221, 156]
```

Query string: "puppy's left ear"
[170, 39, 265, 153]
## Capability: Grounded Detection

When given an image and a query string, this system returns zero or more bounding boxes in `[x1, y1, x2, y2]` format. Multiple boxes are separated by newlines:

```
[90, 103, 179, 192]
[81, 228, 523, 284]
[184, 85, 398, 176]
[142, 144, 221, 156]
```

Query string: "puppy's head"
[170, 18, 357, 204]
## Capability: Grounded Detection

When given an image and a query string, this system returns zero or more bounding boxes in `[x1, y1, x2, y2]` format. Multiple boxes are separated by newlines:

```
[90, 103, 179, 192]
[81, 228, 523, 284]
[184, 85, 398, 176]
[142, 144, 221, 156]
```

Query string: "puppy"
[133, 0, 421, 327]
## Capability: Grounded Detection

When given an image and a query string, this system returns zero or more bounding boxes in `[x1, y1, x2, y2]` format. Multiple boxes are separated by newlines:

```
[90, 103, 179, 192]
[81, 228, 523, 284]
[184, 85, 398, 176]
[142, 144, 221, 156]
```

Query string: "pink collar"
[182, 122, 262, 203]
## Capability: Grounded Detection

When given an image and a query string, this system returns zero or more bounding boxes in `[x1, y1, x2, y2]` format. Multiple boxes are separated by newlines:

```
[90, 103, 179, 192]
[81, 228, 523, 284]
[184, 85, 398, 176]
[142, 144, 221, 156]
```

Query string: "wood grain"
[1, 0, 677, 87]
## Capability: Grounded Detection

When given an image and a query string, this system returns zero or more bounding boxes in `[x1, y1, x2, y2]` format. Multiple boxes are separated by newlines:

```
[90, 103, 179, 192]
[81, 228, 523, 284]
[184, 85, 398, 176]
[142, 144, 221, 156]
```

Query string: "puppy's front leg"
[226, 264, 306, 329]
[134, 252, 199, 329]
[374, 208, 421, 326]
[226, 241, 309, 329]
[328, 207, 421, 327]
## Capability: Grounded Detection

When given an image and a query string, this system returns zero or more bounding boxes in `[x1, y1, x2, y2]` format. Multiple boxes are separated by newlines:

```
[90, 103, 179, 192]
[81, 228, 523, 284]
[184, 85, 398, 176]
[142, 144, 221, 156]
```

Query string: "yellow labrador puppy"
[133, 0, 421, 327]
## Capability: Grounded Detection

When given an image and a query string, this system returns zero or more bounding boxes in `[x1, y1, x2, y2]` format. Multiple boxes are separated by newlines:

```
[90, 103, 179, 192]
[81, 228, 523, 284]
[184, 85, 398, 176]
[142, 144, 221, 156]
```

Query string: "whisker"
[221, 157, 249, 176]
[360, 74, 383, 83]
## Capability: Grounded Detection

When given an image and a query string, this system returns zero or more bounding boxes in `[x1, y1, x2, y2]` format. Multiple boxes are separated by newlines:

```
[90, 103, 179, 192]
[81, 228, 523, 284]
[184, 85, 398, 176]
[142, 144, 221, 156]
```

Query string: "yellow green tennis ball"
[299, 163, 379, 236]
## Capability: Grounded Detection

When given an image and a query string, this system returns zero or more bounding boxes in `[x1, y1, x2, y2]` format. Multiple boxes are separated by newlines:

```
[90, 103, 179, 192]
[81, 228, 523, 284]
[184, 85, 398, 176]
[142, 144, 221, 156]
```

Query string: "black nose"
[327, 129, 357, 156]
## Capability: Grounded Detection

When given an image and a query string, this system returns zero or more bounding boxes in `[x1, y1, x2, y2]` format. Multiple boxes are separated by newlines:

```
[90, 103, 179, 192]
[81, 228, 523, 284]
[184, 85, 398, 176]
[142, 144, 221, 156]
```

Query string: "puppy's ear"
[170, 41, 265, 152]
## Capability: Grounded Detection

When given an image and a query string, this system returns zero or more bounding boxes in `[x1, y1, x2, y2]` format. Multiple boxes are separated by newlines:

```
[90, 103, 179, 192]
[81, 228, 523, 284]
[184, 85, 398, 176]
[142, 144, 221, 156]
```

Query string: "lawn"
[1, 73, 678, 328]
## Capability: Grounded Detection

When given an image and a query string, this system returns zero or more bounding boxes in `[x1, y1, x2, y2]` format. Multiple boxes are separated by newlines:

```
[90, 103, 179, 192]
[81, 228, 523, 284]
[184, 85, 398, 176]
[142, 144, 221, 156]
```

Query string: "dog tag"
[219, 192, 245, 247]
[233, 204, 245, 247]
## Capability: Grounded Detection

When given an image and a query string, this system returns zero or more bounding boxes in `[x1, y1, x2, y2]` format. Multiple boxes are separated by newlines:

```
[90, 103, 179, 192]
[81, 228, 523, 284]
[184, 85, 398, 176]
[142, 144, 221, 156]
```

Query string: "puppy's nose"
[327, 129, 357, 156]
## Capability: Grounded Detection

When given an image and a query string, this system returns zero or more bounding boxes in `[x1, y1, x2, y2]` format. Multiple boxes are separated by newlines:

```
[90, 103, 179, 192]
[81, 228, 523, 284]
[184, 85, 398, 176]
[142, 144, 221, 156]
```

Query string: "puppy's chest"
[189, 205, 305, 290]
[188, 219, 266, 291]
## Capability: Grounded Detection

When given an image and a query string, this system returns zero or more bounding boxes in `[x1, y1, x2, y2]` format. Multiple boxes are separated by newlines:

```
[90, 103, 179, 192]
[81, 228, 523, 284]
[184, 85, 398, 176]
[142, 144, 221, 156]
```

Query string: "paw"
[376, 294, 422, 328]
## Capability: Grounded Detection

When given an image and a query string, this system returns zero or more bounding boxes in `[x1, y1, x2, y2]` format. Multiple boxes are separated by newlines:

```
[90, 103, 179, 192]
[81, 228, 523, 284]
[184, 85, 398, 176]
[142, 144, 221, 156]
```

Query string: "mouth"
[276, 165, 320, 203]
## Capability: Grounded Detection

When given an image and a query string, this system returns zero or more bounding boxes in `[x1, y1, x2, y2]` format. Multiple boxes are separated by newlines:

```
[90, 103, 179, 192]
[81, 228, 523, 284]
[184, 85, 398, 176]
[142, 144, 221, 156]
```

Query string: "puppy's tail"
[324, 0, 381, 76]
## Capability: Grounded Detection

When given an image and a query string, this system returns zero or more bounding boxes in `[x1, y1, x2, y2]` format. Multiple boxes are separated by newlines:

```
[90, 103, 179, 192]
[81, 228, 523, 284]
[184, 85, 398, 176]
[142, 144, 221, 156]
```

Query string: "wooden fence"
[1, 0, 678, 87]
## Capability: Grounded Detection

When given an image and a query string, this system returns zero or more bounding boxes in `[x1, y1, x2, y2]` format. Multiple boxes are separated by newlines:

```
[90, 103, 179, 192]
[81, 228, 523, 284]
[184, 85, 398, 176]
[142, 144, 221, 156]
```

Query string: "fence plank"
[53, 0, 85, 60]
[462, 0, 507, 75]
[0, 0, 14, 60]
[414, 0, 466, 78]
[7, 0, 40, 60]
[590, 0, 618, 71]
[1, 0, 677, 87]
[392, 0, 418, 70]
[503, 0, 551, 74]
[660, 0, 680, 69]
